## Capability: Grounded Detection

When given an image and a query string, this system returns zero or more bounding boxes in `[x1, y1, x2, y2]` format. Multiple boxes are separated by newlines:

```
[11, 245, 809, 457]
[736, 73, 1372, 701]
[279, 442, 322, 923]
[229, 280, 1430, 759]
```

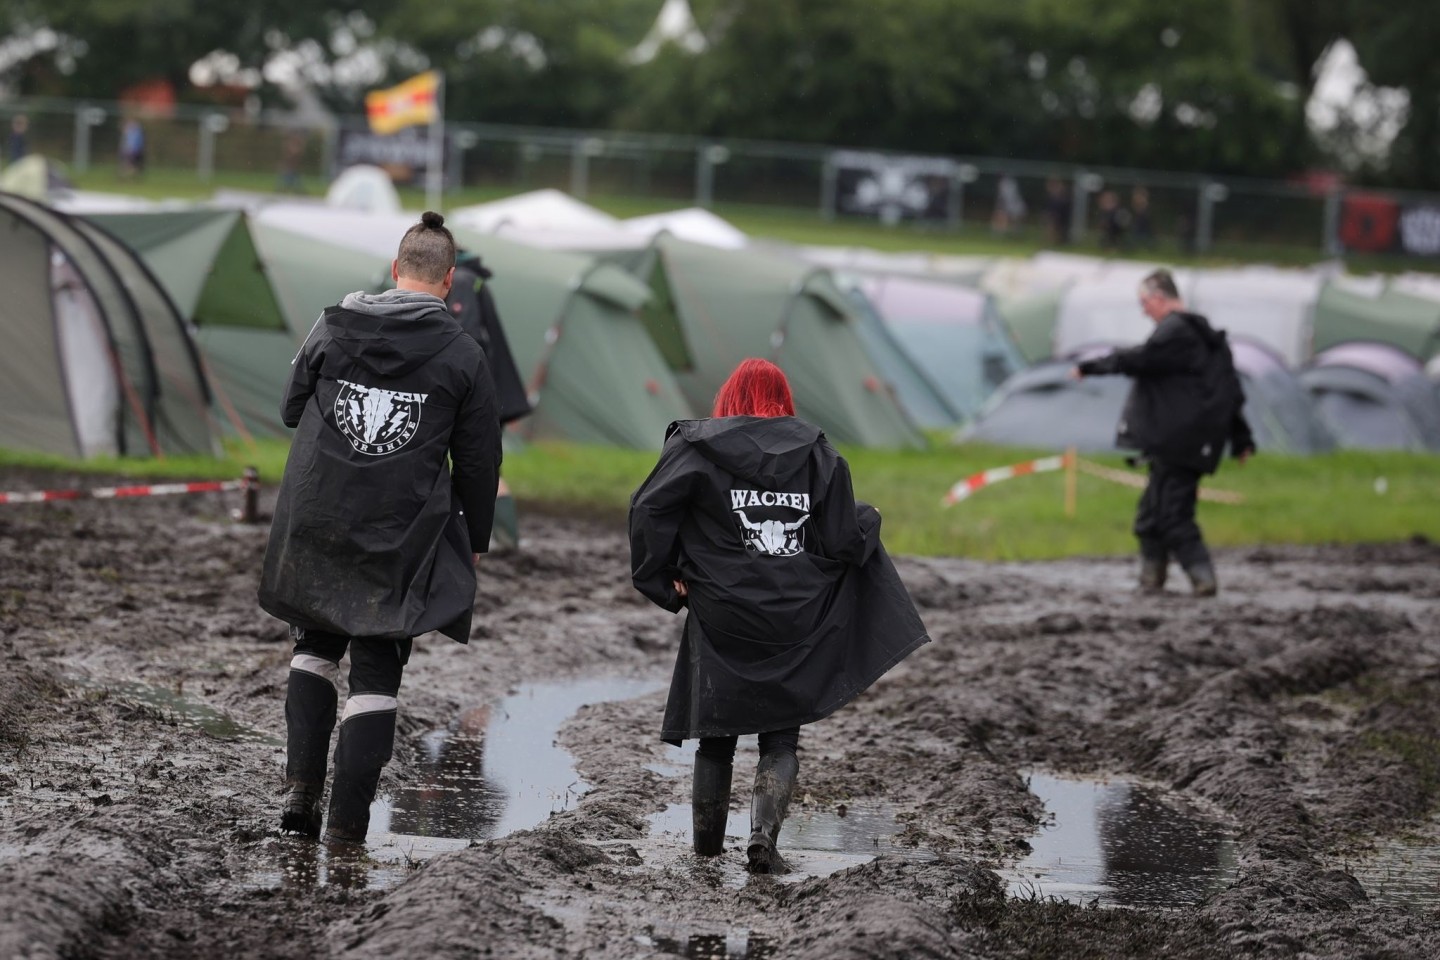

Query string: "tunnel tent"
[251, 202, 694, 448]
[641, 234, 926, 449]
[1300, 342, 1440, 451]
[0, 155, 73, 201]
[853, 273, 1026, 426]
[1312, 277, 1440, 362]
[0, 192, 216, 458]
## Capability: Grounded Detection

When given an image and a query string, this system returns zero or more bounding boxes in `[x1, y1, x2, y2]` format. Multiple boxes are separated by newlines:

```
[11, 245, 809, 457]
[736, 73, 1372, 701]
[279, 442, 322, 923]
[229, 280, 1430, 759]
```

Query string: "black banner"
[831, 151, 956, 225]
[334, 127, 451, 187]
[1339, 192, 1440, 257]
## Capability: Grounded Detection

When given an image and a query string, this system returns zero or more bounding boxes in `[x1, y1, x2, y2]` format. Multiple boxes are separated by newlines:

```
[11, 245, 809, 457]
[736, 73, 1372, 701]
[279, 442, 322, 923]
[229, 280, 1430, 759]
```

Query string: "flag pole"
[425, 70, 445, 211]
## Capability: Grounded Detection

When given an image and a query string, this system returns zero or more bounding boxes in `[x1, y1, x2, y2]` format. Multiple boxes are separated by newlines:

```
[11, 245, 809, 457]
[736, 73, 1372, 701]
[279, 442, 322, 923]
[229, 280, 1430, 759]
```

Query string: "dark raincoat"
[259, 290, 501, 643]
[447, 256, 533, 426]
[1078, 310, 1254, 474]
[629, 416, 929, 744]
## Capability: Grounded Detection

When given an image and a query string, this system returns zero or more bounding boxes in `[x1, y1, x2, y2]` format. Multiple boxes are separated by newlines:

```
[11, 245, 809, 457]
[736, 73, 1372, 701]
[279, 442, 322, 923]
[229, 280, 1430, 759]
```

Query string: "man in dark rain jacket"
[630, 365, 928, 872]
[1075, 268, 1254, 596]
[260, 212, 501, 844]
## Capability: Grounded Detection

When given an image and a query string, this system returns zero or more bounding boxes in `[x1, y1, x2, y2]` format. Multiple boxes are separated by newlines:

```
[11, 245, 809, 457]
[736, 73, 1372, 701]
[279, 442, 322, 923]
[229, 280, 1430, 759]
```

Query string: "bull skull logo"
[735, 510, 809, 557]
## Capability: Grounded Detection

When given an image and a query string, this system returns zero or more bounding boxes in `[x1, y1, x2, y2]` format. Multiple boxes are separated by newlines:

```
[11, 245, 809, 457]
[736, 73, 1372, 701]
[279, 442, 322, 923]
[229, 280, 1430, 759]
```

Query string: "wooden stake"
[1064, 446, 1078, 518]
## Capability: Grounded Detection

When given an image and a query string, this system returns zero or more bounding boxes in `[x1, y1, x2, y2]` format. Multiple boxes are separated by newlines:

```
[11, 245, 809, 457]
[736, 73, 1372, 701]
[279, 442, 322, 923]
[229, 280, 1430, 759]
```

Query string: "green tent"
[0, 192, 216, 458]
[251, 203, 695, 448]
[613, 235, 925, 449]
[993, 289, 1065, 365]
[1312, 279, 1440, 361]
[85, 209, 390, 438]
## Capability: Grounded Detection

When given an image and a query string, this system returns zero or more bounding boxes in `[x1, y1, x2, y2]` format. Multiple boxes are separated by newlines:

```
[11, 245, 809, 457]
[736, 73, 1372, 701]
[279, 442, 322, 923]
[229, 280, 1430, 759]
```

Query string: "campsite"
[4, 3, 1440, 952]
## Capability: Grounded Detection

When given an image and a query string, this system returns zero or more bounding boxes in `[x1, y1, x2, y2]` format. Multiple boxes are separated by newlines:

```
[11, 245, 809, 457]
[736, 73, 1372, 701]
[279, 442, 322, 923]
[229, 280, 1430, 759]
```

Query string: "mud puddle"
[250, 677, 662, 890]
[70, 676, 279, 745]
[636, 930, 777, 958]
[1001, 772, 1238, 908]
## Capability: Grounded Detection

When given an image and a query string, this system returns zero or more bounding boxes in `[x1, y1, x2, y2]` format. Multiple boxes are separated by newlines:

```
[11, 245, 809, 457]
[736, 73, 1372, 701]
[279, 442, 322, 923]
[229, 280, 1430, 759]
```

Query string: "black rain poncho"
[629, 416, 929, 744]
[259, 289, 501, 643]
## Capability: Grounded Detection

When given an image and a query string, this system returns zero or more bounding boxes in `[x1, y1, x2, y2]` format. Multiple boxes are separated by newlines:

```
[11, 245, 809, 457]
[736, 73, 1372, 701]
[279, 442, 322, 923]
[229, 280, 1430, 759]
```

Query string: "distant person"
[277, 132, 306, 193]
[1098, 190, 1130, 252]
[991, 174, 1027, 235]
[7, 114, 28, 164]
[260, 212, 501, 845]
[1130, 186, 1155, 248]
[1044, 177, 1071, 246]
[120, 119, 145, 178]
[1073, 269, 1254, 597]
[629, 359, 928, 873]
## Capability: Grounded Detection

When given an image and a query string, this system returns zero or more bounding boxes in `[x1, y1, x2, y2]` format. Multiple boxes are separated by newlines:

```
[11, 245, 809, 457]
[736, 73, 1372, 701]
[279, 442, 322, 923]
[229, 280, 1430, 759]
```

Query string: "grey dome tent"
[0, 192, 216, 459]
[954, 356, 1130, 453]
[1229, 337, 1334, 454]
[1300, 343, 1440, 451]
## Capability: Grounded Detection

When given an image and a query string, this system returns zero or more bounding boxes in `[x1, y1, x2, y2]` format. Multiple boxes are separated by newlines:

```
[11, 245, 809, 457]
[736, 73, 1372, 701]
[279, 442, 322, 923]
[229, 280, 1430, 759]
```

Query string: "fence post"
[1323, 186, 1344, 257]
[197, 113, 229, 183]
[695, 143, 728, 208]
[819, 156, 837, 221]
[1195, 180, 1227, 254]
[72, 105, 106, 173]
[1070, 171, 1101, 244]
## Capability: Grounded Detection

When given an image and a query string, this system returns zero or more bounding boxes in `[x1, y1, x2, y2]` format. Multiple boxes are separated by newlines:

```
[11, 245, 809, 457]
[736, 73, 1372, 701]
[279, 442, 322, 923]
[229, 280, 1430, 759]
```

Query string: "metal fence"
[5, 95, 1440, 265]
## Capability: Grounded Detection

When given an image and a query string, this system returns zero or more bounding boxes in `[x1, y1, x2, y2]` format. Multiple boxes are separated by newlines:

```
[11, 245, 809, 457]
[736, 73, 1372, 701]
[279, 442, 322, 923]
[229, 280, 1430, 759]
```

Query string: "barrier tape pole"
[0, 476, 251, 506]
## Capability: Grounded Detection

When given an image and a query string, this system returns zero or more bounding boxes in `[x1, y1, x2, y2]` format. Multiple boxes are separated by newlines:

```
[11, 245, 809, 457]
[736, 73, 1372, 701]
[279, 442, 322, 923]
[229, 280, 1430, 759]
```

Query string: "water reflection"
[1006, 773, 1238, 908]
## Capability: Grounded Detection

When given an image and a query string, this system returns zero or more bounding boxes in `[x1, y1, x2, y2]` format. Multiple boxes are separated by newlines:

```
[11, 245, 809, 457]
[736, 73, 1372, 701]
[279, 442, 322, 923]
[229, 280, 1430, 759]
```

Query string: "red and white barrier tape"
[1076, 460, 1244, 504]
[942, 454, 1070, 505]
[0, 478, 249, 506]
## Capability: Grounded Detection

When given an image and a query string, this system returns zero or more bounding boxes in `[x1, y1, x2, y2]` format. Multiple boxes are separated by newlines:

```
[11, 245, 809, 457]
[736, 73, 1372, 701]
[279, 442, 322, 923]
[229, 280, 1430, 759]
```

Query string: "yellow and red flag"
[365, 71, 440, 135]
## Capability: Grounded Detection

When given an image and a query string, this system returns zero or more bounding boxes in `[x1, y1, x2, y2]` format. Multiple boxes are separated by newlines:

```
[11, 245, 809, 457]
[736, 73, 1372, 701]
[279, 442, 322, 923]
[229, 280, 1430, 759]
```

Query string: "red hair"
[712, 358, 796, 418]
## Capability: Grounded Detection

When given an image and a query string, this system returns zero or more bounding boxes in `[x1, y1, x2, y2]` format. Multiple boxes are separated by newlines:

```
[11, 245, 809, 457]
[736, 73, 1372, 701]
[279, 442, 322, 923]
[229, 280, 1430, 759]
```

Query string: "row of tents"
[3, 176, 1440, 462]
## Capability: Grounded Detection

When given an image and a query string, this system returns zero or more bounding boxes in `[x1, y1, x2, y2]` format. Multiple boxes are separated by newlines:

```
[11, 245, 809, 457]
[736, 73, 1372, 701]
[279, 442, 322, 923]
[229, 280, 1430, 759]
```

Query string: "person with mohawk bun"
[260, 211, 501, 846]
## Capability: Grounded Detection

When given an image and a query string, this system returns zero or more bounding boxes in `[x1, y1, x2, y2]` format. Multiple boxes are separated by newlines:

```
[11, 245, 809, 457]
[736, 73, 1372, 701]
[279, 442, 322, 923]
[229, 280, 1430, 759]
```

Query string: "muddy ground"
[2, 468, 1439, 959]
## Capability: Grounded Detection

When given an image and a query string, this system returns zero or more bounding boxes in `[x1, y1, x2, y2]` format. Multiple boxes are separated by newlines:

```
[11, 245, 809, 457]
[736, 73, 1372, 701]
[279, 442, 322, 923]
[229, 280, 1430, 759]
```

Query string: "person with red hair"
[630, 358, 928, 873]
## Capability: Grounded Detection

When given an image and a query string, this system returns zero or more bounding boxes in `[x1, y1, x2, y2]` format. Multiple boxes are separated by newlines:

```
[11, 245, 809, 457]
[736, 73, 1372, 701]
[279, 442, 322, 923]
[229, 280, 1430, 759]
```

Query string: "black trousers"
[285, 628, 412, 838]
[697, 727, 801, 764]
[1134, 460, 1211, 570]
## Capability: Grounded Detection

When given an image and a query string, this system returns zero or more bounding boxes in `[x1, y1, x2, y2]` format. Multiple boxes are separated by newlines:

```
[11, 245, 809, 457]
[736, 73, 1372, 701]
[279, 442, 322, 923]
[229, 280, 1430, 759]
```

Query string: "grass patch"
[3, 438, 1437, 560]
[3, 438, 1436, 560]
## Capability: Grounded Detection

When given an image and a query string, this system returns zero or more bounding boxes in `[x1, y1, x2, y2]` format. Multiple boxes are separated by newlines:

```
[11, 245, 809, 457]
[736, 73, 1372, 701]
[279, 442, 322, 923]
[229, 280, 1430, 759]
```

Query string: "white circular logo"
[334, 380, 425, 455]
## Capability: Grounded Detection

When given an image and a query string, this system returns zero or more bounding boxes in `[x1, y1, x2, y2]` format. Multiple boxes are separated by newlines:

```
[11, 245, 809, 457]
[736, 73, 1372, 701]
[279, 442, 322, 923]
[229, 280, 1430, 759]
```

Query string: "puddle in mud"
[71, 677, 278, 745]
[1336, 816, 1440, 913]
[639, 740, 934, 883]
[251, 676, 661, 890]
[1002, 772, 1239, 908]
[635, 930, 777, 959]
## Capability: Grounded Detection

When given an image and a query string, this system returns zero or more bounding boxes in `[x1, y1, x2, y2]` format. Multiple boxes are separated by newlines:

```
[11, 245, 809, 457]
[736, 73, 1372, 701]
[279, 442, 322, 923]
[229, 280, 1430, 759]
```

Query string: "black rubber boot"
[1138, 540, 1168, 594]
[324, 707, 397, 845]
[746, 750, 798, 875]
[1185, 562, 1219, 598]
[280, 780, 324, 839]
[691, 754, 733, 857]
[282, 664, 337, 839]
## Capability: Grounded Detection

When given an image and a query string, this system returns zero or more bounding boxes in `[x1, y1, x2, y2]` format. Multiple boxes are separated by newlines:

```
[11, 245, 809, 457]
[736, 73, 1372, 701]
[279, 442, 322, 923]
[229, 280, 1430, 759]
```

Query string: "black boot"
[747, 751, 798, 874]
[1185, 561, 1219, 597]
[1137, 540, 1168, 594]
[691, 754, 733, 857]
[282, 661, 337, 839]
[280, 779, 324, 839]
[325, 705, 397, 845]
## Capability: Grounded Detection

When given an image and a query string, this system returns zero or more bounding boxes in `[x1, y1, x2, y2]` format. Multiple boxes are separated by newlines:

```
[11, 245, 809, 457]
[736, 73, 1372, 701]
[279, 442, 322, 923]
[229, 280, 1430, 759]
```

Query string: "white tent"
[1185, 267, 1324, 368]
[326, 164, 402, 214]
[1051, 262, 1185, 357]
[623, 208, 747, 249]
[449, 189, 621, 234]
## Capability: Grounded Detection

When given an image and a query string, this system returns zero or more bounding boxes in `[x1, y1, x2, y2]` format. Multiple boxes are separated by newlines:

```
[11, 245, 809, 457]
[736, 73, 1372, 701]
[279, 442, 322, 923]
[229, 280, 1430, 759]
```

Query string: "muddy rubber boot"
[282, 659, 338, 839]
[1185, 562, 1219, 598]
[490, 490, 520, 552]
[280, 780, 324, 839]
[691, 754, 733, 857]
[324, 704, 397, 845]
[1138, 556, 1168, 594]
[746, 751, 798, 875]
